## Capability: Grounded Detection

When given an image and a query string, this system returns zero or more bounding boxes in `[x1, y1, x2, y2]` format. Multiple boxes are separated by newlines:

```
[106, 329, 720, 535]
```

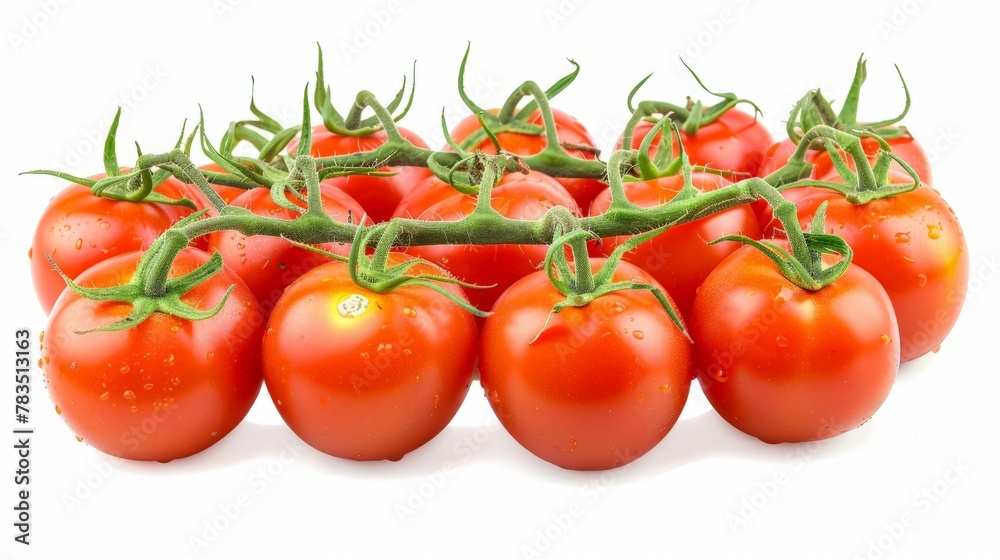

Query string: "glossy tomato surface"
[691, 246, 899, 443]
[764, 178, 968, 362]
[479, 259, 692, 471]
[42, 248, 265, 461]
[262, 257, 477, 461]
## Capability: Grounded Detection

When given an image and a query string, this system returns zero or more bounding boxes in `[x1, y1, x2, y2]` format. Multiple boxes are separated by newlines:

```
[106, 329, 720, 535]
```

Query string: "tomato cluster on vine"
[29, 48, 968, 471]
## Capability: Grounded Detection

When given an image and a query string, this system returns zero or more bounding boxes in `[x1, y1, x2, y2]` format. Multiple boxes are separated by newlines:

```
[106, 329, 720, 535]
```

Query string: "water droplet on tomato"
[69, 362, 76, 369]
[211, 431, 218, 437]
[917, 274, 927, 287]
[403, 349, 412, 356]
[895, 232, 911, 244]
[236, 242, 245, 250]
[610, 302, 626, 314]
[377, 343, 393, 356]
[120, 364, 129, 374]
[360, 352, 369, 359]
[75, 238, 83, 250]
[152, 400, 161, 411]
[927, 224, 941, 239]
[99, 392, 109, 400]
[660, 384, 671, 393]
[143, 383, 153, 390]
[123, 390, 136, 399]
[433, 395, 441, 409]
[403, 307, 416, 318]
[775, 335, 789, 348]
[569, 438, 578, 450]
[632, 330, 644, 340]
[440, 257, 449, 264]
[98, 222, 111, 230]
[206, 352, 215, 361]
[636, 394, 645, 404]
[130, 406, 139, 413]
[54, 405, 61, 415]
[62, 224, 71, 231]
[881, 334, 892, 345]
[27, 247, 32, 259]
[240, 255, 247, 264]
[169, 325, 179, 333]
[75, 435, 84, 442]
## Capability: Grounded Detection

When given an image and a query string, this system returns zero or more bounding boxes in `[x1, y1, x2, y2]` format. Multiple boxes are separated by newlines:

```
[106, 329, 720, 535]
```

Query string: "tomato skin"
[620, 108, 774, 176]
[812, 134, 932, 185]
[691, 246, 899, 443]
[30, 175, 193, 314]
[396, 172, 579, 313]
[262, 257, 477, 461]
[449, 108, 606, 210]
[589, 172, 760, 318]
[42, 248, 264, 462]
[206, 184, 368, 316]
[479, 259, 692, 471]
[288, 125, 432, 222]
[763, 178, 968, 362]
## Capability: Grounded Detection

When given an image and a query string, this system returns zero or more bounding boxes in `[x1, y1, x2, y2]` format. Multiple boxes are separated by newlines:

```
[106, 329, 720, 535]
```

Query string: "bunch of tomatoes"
[30, 52, 968, 471]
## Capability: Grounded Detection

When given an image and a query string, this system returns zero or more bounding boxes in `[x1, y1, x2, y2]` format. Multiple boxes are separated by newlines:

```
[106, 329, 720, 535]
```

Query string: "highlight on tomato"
[262, 255, 478, 461]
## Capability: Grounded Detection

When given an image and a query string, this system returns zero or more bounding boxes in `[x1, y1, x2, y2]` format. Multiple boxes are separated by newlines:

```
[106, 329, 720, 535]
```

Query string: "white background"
[2, 1, 999, 559]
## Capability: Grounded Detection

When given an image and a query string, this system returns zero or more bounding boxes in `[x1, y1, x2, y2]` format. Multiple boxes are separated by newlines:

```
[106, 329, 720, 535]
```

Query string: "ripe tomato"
[691, 246, 899, 443]
[288, 124, 432, 222]
[479, 259, 691, 471]
[42, 248, 264, 462]
[811, 134, 932, 185]
[449, 109, 606, 210]
[754, 138, 822, 179]
[620, 108, 774, 176]
[394, 171, 578, 314]
[589, 172, 760, 318]
[30, 175, 193, 314]
[206, 184, 368, 316]
[763, 176, 968, 362]
[262, 256, 477, 461]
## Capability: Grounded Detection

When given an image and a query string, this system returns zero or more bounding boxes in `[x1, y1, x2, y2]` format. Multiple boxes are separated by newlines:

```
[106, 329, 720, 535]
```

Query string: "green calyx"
[23, 108, 195, 209]
[623, 58, 763, 147]
[720, 201, 853, 291]
[774, 124, 921, 204]
[786, 55, 912, 146]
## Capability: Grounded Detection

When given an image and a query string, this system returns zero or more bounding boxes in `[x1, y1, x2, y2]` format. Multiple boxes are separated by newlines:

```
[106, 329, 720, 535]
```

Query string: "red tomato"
[589, 172, 760, 318]
[449, 108, 606, 210]
[812, 134, 932, 185]
[395, 171, 578, 314]
[754, 138, 823, 179]
[30, 175, 193, 314]
[262, 256, 477, 461]
[42, 248, 264, 461]
[691, 246, 899, 443]
[479, 259, 692, 471]
[763, 176, 968, 362]
[206, 184, 369, 316]
[619, 108, 774, 176]
[288, 125, 432, 222]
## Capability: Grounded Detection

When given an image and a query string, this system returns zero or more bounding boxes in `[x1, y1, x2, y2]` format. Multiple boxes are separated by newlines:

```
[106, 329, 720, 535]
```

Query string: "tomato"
[619, 108, 774, 176]
[812, 134, 932, 185]
[589, 172, 760, 318]
[479, 259, 691, 471]
[763, 175, 968, 362]
[288, 125, 432, 222]
[449, 108, 606, 210]
[206, 184, 368, 317]
[691, 246, 899, 443]
[262, 256, 477, 461]
[754, 138, 823, 179]
[42, 248, 264, 461]
[30, 174, 193, 314]
[394, 171, 578, 314]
